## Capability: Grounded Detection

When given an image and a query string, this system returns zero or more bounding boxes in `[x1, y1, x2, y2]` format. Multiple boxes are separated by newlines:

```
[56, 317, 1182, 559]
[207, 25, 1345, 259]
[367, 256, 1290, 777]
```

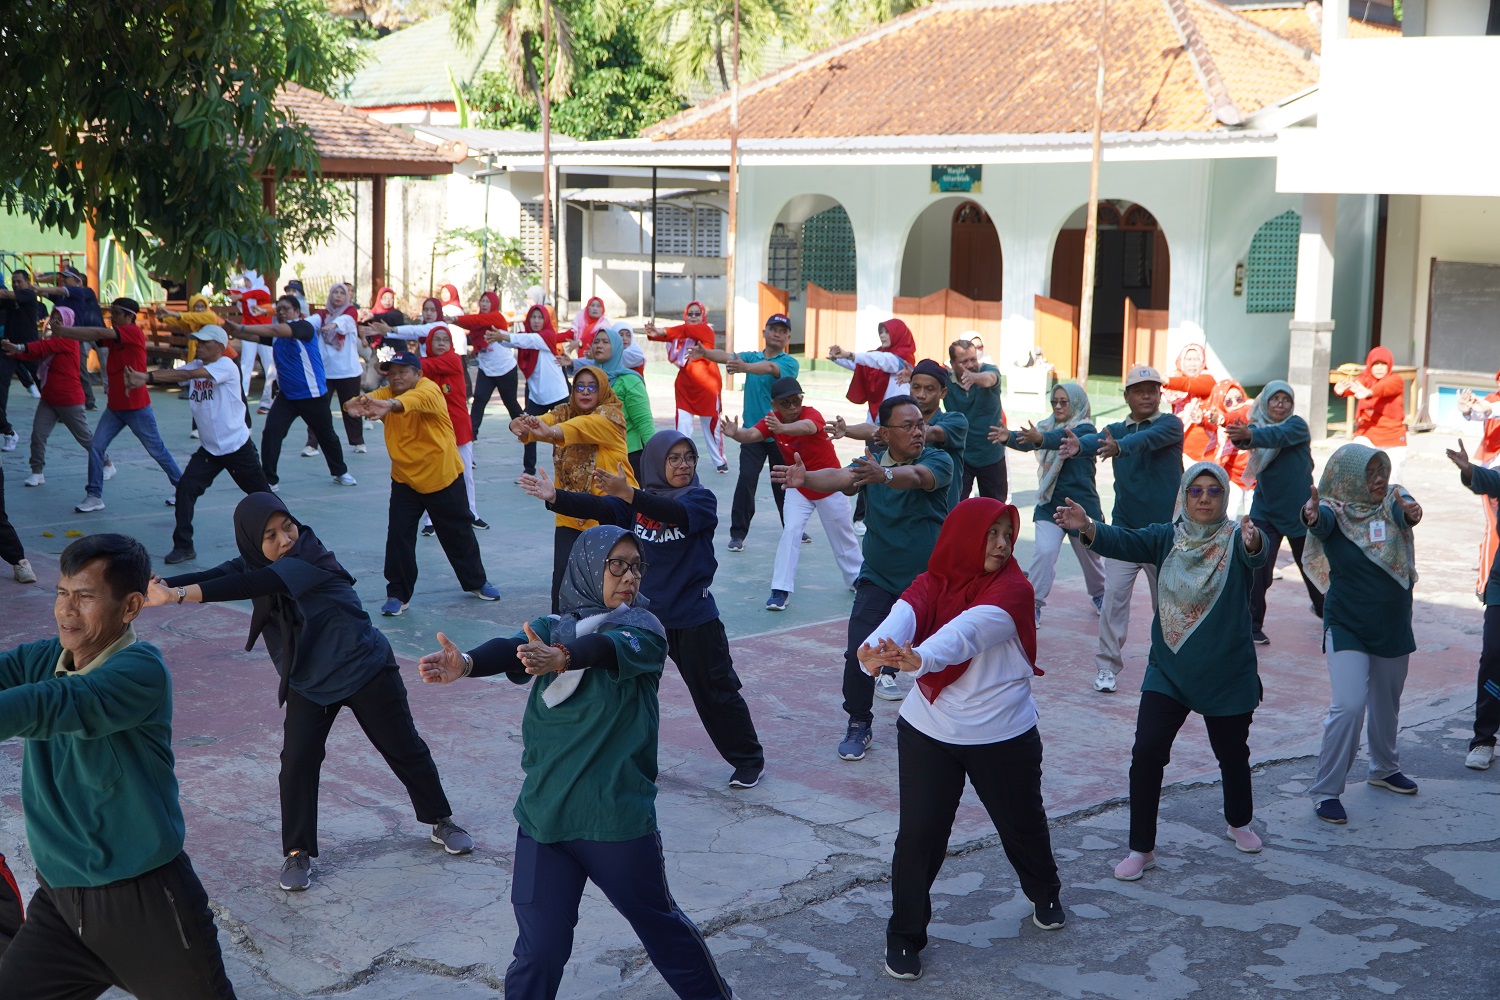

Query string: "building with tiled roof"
[341, 4, 508, 125]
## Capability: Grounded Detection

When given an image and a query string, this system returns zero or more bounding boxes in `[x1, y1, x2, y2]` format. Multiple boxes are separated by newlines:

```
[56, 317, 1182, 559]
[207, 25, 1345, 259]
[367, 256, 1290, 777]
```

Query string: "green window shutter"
[1246, 210, 1300, 314]
[800, 206, 857, 293]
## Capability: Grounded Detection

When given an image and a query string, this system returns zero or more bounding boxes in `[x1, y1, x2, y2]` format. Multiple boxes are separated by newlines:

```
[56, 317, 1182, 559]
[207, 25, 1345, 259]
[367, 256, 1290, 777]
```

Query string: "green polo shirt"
[855, 446, 954, 595]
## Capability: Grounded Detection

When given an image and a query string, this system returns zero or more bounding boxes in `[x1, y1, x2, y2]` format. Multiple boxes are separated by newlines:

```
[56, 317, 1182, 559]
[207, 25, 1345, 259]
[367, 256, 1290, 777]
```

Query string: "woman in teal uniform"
[418, 525, 733, 1000]
[1302, 443, 1422, 825]
[1055, 462, 1266, 880]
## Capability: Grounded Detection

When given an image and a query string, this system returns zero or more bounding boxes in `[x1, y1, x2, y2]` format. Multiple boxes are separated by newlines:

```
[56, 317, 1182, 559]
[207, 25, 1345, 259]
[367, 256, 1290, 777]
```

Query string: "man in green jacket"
[0, 533, 237, 998]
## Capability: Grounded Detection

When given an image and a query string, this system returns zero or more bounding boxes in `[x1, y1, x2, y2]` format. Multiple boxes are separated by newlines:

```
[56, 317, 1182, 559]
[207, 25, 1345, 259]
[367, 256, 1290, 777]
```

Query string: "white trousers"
[1029, 519, 1106, 610]
[1308, 643, 1409, 801]
[1226, 482, 1249, 520]
[676, 410, 726, 469]
[1096, 557, 1158, 676]
[771, 489, 863, 593]
[421, 441, 477, 527]
[239, 342, 277, 407]
[1352, 436, 1407, 486]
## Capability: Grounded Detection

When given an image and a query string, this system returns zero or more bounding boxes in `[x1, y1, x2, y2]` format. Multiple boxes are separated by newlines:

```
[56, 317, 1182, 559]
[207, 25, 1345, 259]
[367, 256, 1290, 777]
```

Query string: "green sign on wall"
[931, 164, 982, 193]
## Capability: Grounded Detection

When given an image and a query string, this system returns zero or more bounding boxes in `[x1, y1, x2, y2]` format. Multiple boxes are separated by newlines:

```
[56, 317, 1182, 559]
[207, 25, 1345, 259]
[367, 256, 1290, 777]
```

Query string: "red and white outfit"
[648, 301, 724, 469]
[231, 271, 276, 408]
[1337, 345, 1408, 483]
[838, 318, 917, 421]
[569, 296, 610, 353]
[438, 283, 464, 320]
[512, 305, 569, 407]
[1163, 343, 1217, 463]
[1464, 373, 1500, 596]
[763, 406, 864, 594]
[419, 339, 479, 523]
[1209, 379, 1251, 518]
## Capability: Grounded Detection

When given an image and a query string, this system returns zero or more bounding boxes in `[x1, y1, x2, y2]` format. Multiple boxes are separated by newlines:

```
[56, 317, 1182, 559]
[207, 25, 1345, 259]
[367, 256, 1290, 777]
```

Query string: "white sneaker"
[190, 429, 199, 439]
[0, 432, 16, 451]
[353, 444, 367, 453]
[102, 462, 117, 481]
[333, 473, 357, 486]
[874, 673, 904, 701]
[1466, 745, 1494, 770]
[75, 495, 105, 513]
[300, 445, 320, 457]
[13, 559, 36, 584]
[23, 473, 44, 487]
[853, 520, 867, 538]
[27, 384, 40, 399]
[268, 482, 281, 493]
[1094, 668, 1117, 693]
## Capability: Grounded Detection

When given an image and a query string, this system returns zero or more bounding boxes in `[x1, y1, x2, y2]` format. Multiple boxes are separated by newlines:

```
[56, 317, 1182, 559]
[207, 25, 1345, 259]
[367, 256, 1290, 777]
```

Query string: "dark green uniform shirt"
[856, 447, 955, 596]
[1247, 416, 1314, 538]
[1006, 422, 1104, 525]
[928, 409, 969, 511]
[943, 364, 1004, 468]
[1310, 505, 1416, 658]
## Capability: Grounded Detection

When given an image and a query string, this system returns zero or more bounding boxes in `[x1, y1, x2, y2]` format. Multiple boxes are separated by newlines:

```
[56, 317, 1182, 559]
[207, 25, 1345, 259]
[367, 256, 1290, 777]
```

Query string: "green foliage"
[467, 6, 684, 139]
[435, 225, 535, 306]
[645, 0, 796, 93]
[0, 0, 364, 281]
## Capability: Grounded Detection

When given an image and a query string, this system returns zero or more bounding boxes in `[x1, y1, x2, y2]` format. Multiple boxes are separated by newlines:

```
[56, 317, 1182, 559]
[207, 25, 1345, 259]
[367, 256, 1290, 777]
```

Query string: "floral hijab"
[1302, 443, 1416, 594]
[1034, 382, 1092, 505]
[1157, 462, 1239, 653]
[1242, 380, 1292, 488]
[547, 365, 631, 502]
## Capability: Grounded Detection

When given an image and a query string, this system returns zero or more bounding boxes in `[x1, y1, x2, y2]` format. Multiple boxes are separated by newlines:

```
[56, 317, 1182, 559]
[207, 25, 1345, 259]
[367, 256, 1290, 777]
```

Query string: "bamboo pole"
[1076, 0, 1107, 382]
[541, 0, 553, 307]
[725, 0, 741, 349]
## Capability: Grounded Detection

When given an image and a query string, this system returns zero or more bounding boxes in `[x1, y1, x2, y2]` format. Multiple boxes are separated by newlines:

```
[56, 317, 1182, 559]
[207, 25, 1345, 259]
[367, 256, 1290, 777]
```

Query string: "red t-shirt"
[106, 324, 150, 411]
[18, 338, 85, 408]
[756, 406, 841, 501]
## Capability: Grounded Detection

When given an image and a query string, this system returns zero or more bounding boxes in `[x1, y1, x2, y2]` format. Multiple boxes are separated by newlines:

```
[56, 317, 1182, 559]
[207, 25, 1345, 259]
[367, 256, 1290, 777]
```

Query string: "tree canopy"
[0, 0, 364, 281]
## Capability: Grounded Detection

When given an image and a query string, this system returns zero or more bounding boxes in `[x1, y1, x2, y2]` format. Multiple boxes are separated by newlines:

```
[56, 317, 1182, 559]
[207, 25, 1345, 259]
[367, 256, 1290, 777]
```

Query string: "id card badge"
[1370, 519, 1387, 543]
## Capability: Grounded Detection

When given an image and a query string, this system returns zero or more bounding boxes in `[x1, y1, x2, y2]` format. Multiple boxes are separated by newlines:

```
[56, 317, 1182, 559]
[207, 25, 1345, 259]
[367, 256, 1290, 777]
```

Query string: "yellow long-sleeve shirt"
[371, 379, 464, 494]
[536, 407, 637, 530]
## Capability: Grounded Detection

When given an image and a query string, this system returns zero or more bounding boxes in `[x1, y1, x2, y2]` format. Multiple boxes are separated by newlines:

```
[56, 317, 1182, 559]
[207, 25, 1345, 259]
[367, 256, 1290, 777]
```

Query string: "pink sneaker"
[1226, 825, 1263, 854]
[1113, 851, 1155, 881]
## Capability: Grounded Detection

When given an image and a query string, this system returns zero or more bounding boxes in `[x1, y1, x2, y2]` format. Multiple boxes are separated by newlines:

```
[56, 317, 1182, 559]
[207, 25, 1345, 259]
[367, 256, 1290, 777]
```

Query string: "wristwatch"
[883, 466, 895, 484]
[175, 586, 186, 604]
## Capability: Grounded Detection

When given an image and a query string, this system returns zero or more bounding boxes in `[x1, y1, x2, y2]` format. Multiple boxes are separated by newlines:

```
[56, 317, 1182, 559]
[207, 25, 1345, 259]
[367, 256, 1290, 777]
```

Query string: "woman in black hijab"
[146, 492, 473, 891]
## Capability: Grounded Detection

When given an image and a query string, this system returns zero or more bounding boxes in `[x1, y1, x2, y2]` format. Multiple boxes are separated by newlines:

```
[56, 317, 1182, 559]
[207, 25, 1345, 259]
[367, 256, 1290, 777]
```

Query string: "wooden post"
[261, 176, 278, 294]
[541, 0, 553, 307]
[725, 0, 740, 349]
[84, 216, 100, 292]
[371, 175, 387, 303]
[1076, 0, 1107, 382]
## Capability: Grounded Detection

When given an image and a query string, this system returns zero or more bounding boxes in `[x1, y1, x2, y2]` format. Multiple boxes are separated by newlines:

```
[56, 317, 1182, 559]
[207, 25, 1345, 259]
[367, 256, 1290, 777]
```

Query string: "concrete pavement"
[0, 369, 1495, 998]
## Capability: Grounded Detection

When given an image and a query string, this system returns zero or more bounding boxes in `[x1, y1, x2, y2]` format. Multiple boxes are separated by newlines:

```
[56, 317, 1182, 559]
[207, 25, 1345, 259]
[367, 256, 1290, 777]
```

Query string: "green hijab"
[1302, 443, 1416, 594]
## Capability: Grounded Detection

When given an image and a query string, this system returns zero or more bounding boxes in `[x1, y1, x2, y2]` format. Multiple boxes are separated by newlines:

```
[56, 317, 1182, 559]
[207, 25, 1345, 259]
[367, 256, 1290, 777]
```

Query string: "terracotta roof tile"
[1234, 5, 1401, 54]
[645, 0, 1328, 141]
[276, 83, 467, 173]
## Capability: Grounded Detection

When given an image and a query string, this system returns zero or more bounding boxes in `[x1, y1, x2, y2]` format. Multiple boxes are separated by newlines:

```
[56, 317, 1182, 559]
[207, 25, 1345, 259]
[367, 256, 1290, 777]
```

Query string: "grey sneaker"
[838, 720, 873, 761]
[13, 559, 36, 584]
[874, 672, 904, 701]
[1466, 745, 1494, 770]
[431, 818, 474, 855]
[279, 850, 312, 891]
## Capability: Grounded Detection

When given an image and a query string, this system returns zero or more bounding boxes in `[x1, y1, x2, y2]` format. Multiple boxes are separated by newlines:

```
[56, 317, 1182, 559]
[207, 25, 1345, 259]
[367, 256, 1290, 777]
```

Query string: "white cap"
[1124, 364, 1164, 388]
[191, 324, 229, 346]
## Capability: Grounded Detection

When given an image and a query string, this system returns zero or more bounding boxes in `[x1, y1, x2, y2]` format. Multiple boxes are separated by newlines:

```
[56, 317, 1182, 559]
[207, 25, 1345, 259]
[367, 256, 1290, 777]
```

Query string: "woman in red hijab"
[486, 304, 569, 478]
[568, 295, 610, 352]
[449, 290, 520, 440]
[856, 497, 1062, 982]
[1335, 345, 1408, 482]
[645, 301, 725, 472]
[1209, 378, 1251, 517]
[831, 319, 917, 422]
[437, 283, 463, 319]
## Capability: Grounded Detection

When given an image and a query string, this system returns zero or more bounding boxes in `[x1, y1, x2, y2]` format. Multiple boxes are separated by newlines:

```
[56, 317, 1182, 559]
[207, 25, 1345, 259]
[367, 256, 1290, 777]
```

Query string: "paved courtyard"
[0, 367, 1495, 998]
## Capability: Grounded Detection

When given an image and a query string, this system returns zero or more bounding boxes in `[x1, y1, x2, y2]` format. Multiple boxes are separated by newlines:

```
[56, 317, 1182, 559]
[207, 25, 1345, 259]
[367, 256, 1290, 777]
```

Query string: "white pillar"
[1288, 192, 1338, 441]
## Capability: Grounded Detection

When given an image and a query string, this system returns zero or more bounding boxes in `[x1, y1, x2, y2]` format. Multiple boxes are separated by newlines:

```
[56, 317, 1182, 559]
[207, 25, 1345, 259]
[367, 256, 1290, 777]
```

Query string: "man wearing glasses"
[344, 352, 500, 616]
[773, 396, 953, 761]
[1062, 365, 1184, 693]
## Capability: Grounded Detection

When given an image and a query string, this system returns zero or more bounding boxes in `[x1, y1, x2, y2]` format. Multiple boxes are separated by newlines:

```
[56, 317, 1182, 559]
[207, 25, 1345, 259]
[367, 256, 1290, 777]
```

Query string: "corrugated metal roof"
[343, 7, 508, 108]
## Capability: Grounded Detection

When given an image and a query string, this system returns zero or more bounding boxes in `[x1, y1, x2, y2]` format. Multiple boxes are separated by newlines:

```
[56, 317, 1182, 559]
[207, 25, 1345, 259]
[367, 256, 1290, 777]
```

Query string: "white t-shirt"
[865, 601, 1039, 746]
[387, 322, 467, 357]
[182, 357, 250, 457]
[509, 332, 569, 405]
[317, 313, 362, 379]
[475, 338, 518, 378]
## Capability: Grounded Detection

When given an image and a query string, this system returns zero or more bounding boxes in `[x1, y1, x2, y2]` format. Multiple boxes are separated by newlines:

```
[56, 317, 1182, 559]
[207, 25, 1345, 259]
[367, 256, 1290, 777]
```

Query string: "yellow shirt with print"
[370, 378, 464, 494]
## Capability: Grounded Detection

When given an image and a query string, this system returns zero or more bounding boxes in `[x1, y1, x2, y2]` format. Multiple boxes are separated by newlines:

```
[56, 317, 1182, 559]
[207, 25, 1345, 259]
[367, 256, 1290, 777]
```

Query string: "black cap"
[284, 279, 305, 294]
[379, 351, 422, 372]
[111, 297, 140, 317]
[770, 376, 803, 400]
[765, 312, 791, 329]
[912, 359, 948, 387]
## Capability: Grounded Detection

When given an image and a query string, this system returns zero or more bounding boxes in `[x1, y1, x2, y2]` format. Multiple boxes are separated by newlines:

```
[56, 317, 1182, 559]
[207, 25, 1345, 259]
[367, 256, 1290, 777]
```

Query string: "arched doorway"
[899, 198, 1002, 301]
[1048, 200, 1171, 377]
[763, 195, 858, 355]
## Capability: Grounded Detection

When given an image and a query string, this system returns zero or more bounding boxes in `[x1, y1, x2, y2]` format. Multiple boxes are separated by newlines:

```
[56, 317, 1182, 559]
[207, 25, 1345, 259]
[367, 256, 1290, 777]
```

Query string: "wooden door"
[1121, 300, 1170, 379]
[949, 203, 1002, 302]
[758, 282, 789, 331]
[1050, 229, 1086, 307]
[1034, 295, 1079, 380]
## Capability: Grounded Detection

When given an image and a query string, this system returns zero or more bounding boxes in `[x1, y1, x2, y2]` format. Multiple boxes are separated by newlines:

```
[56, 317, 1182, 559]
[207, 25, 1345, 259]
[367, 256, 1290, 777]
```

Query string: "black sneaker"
[164, 548, 196, 565]
[1251, 629, 1270, 645]
[727, 537, 745, 553]
[472, 517, 491, 530]
[884, 946, 922, 980]
[421, 524, 436, 537]
[279, 850, 312, 891]
[1032, 897, 1066, 930]
[801, 533, 812, 544]
[1314, 798, 1347, 824]
[728, 766, 763, 789]
[1368, 772, 1418, 795]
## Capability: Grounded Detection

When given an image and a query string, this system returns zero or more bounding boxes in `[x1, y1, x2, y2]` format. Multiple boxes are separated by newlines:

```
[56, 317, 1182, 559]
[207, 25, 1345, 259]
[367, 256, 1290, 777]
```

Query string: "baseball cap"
[380, 351, 423, 372]
[770, 376, 804, 400]
[191, 324, 228, 346]
[765, 313, 791, 329]
[111, 297, 140, 317]
[1124, 364, 1164, 388]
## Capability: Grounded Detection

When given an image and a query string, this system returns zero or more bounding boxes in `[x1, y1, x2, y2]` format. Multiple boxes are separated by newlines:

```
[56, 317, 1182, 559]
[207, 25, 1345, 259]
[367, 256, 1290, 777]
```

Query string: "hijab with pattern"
[899, 498, 1040, 704]
[1241, 380, 1293, 488]
[540, 525, 666, 707]
[1157, 462, 1242, 653]
[1034, 382, 1092, 505]
[1301, 442, 1416, 594]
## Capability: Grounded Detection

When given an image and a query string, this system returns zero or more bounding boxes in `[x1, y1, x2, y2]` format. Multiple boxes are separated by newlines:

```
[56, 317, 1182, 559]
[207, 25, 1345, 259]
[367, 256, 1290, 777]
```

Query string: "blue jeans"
[87, 407, 183, 498]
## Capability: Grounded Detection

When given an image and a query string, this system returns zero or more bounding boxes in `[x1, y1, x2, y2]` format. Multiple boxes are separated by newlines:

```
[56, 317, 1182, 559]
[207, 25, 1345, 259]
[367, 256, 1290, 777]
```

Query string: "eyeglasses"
[574, 384, 599, 395]
[881, 421, 926, 433]
[666, 453, 698, 467]
[605, 558, 648, 578]
[1186, 486, 1225, 498]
